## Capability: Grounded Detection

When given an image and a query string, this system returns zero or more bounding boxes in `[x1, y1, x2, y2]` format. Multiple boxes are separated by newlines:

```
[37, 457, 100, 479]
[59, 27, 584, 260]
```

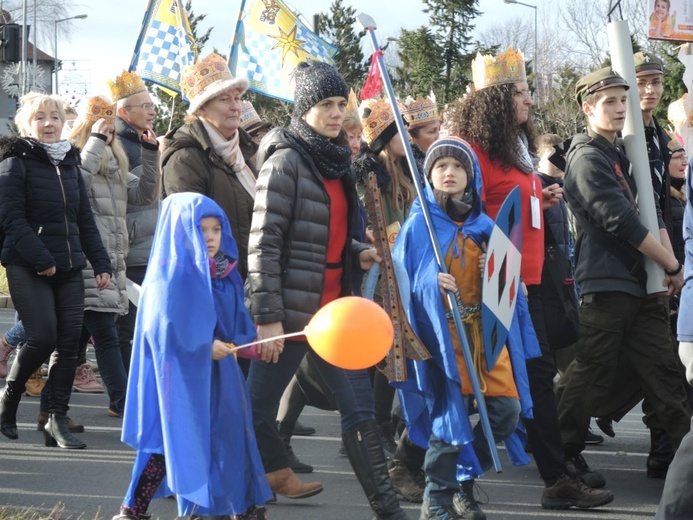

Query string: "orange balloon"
[306, 296, 394, 370]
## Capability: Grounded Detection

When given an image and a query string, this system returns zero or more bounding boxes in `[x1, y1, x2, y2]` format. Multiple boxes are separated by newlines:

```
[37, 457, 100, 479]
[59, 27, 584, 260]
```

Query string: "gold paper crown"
[107, 70, 146, 102]
[472, 47, 526, 91]
[84, 96, 116, 125]
[359, 97, 404, 146]
[344, 89, 360, 126]
[402, 95, 438, 127]
[180, 53, 233, 103]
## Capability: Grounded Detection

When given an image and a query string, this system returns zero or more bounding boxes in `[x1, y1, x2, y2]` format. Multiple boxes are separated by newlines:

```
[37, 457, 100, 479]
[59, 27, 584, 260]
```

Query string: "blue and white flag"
[229, 0, 338, 103]
[129, 0, 197, 96]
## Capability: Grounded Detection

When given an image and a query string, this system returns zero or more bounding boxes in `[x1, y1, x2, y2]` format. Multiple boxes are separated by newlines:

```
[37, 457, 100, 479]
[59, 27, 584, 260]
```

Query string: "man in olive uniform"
[556, 67, 691, 497]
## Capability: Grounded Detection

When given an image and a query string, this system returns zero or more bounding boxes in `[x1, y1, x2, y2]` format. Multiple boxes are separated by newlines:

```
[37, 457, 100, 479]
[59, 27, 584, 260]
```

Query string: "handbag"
[541, 224, 580, 350]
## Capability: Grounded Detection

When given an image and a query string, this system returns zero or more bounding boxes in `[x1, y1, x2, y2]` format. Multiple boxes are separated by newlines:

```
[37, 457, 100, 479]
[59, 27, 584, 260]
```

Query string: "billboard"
[649, 0, 693, 41]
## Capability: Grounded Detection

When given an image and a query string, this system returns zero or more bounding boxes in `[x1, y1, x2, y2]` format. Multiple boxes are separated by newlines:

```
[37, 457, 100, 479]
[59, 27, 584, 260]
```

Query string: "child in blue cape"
[113, 193, 272, 520]
[392, 137, 540, 520]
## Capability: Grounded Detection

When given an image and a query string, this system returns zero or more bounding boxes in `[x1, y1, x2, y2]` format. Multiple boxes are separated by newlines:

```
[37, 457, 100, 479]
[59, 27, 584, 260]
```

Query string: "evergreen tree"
[318, 0, 367, 90]
[149, 1, 211, 136]
[394, 27, 444, 100]
[656, 43, 685, 124]
[423, 0, 481, 103]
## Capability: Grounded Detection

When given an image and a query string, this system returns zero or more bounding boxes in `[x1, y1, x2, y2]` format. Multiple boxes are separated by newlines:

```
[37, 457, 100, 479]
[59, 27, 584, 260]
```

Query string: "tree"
[394, 26, 444, 100]
[149, 1, 211, 136]
[423, 0, 481, 103]
[318, 0, 367, 90]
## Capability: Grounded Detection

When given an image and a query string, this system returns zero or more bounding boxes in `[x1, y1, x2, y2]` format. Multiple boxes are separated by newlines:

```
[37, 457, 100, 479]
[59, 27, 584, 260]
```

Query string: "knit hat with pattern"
[293, 60, 349, 117]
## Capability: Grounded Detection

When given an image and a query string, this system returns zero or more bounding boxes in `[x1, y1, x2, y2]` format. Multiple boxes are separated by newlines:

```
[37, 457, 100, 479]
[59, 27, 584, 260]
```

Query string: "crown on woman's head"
[472, 47, 526, 91]
[402, 95, 438, 127]
[360, 97, 397, 146]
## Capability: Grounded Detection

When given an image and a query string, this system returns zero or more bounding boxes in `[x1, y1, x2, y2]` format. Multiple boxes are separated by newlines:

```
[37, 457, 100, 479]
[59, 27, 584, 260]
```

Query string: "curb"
[0, 296, 14, 309]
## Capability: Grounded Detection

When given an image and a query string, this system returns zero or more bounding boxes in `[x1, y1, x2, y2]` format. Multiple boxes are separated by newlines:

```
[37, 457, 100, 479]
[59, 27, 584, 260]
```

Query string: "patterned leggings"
[123, 453, 166, 516]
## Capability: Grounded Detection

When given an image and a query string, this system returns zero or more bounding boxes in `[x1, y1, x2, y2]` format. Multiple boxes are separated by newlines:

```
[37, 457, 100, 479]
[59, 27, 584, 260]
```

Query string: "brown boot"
[37, 411, 84, 433]
[265, 467, 323, 499]
[24, 369, 45, 397]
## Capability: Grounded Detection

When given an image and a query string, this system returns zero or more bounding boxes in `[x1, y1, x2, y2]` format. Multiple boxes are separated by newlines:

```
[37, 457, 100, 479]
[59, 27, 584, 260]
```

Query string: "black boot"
[647, 428, 674, 479]
[379, 420, 398, 455]
[44, 413, 86, 449]
[1, 342, 50, 439]
[0, 388, 21, 439]
[277, 420, 314, 473]
[342, 420, 408, 520]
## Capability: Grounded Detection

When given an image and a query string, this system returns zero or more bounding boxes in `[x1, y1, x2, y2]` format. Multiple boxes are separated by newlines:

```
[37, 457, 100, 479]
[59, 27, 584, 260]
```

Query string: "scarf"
[200, 118, 257, 199]
[434, 189, 475, 222]
[40, 140, 72, 165]
[515, 133, 536, 174]
[287, 117, 352, 180]
[209, 252, 236, 279]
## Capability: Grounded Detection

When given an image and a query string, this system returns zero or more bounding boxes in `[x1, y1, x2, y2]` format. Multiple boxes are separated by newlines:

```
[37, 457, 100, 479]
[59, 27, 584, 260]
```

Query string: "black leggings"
[6, 265, 84, 414]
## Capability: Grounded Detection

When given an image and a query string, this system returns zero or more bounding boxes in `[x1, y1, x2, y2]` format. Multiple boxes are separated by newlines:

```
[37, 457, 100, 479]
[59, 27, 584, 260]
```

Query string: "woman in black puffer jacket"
[246, 60, 408, 520]
[0, 93, 111, 449]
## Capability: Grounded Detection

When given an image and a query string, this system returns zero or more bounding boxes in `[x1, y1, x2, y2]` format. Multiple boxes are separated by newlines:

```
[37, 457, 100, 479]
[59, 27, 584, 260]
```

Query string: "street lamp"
[503, 0, 538, 99]
[54, 14, 87, 95]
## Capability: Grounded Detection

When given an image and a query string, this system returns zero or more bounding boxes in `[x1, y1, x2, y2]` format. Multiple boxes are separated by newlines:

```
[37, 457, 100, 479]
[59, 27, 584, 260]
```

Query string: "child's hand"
[438, 273, 457, 298]
[212, 339, 234, 360]
[359, 248, 382, 271]
[479, 242, 487, 274]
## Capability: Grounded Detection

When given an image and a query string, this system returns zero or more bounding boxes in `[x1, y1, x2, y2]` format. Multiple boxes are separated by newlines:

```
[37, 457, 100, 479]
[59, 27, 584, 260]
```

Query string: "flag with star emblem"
[481, 187, 523, 371]
[229, 0, 338, 102]
[129, 0, 197, 96]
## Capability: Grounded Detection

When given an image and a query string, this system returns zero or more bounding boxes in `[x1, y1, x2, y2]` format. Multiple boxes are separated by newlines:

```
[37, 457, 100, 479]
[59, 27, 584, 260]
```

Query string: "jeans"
[247, 340, 375, 472]
[4, 319, 25, 348]
[423, 396, 521, 505]
[82, 310, 128, 413]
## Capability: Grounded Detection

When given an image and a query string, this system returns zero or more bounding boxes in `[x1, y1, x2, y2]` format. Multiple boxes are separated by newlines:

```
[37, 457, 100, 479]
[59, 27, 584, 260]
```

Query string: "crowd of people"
[0, 41, 691, 520]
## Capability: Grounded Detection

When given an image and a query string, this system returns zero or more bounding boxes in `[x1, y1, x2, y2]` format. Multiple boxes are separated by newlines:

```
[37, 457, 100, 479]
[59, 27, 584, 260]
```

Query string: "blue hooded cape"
[392, 148, 541, 480]
[121, 193, 272, 516]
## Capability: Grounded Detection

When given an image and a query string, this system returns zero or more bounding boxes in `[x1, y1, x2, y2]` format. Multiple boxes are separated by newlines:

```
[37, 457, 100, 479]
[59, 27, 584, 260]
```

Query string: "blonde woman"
[0, 93, 111, 448]
[66, 96, 159, 419]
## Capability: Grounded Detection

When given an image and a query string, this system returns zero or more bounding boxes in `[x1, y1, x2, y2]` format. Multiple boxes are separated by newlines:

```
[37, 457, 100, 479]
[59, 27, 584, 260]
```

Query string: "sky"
[51, 0, 547, 99]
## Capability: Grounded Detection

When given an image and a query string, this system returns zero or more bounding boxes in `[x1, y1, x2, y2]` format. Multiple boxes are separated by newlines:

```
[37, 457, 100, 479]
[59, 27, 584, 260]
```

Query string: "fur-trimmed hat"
[293, 59, 349, 117]
[424, 136, 475, 184]
[180, 53, 249, 115]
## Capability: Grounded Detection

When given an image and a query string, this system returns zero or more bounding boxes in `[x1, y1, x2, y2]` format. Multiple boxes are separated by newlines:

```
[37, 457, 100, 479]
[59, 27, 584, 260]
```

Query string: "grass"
[0, 504, 69, 519]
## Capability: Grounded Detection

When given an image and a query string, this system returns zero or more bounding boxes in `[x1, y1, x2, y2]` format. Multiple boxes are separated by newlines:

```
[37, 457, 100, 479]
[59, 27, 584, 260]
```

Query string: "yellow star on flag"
[270, 25, 306, 65]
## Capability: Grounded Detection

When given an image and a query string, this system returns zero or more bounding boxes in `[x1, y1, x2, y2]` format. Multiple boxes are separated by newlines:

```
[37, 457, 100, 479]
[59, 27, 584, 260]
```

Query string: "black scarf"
[287, 117, 352, 180]
[434, 189, 476, 222]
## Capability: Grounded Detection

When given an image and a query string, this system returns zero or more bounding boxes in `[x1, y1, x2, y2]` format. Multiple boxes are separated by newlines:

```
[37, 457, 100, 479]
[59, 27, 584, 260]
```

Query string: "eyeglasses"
[124, 103, 156, 110]
[636, 79, 663, 89]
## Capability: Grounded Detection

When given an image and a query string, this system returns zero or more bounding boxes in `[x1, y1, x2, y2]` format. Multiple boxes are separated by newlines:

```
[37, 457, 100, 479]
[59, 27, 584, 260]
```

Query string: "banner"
[648, 0, 693, 42]
[129, 0, 197, 96]
[229, 0, 338, 103]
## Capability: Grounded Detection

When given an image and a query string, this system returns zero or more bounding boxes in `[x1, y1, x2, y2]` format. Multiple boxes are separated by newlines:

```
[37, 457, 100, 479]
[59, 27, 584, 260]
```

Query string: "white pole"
[607, 20, 665, 295]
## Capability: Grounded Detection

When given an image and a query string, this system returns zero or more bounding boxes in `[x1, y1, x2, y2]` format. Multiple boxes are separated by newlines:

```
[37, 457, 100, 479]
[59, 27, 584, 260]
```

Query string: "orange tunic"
[444, 232, 519, 399]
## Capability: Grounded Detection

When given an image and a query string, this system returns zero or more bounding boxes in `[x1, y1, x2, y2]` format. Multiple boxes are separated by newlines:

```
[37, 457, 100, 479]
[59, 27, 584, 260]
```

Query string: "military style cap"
[575, 67, 629, 105]
[633, 52, 664, 76]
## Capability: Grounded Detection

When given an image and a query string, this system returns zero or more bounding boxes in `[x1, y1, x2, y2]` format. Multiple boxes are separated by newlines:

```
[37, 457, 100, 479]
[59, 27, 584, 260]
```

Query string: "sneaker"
[565, 453, 606, 488]
[541, 474, 614, 510]
[73, 363, 104, 393]
[585, 428, 604, 445]
[389, 459, 424, 503]
[24, 369, 45, 397]
[108, 405, 124, 418]
[111, 506, 151, 520]
[420, 502, 463, 519]
[0, 336, 15, 378]
[233, 505, 268, 520]
[286, 444, 313, 473]
[453, 481, 486, 519]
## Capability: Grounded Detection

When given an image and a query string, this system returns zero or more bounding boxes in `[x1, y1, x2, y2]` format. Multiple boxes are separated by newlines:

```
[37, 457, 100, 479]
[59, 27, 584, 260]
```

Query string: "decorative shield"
[482, 187, 523, 371]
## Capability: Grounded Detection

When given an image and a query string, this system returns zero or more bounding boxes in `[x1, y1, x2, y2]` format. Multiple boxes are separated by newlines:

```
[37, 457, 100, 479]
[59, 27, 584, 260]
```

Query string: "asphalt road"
[0, 308, 673, 519]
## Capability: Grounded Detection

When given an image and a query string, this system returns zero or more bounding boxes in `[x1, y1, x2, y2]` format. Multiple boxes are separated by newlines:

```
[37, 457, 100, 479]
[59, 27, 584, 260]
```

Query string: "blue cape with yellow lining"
[392, 145, 540, 480]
